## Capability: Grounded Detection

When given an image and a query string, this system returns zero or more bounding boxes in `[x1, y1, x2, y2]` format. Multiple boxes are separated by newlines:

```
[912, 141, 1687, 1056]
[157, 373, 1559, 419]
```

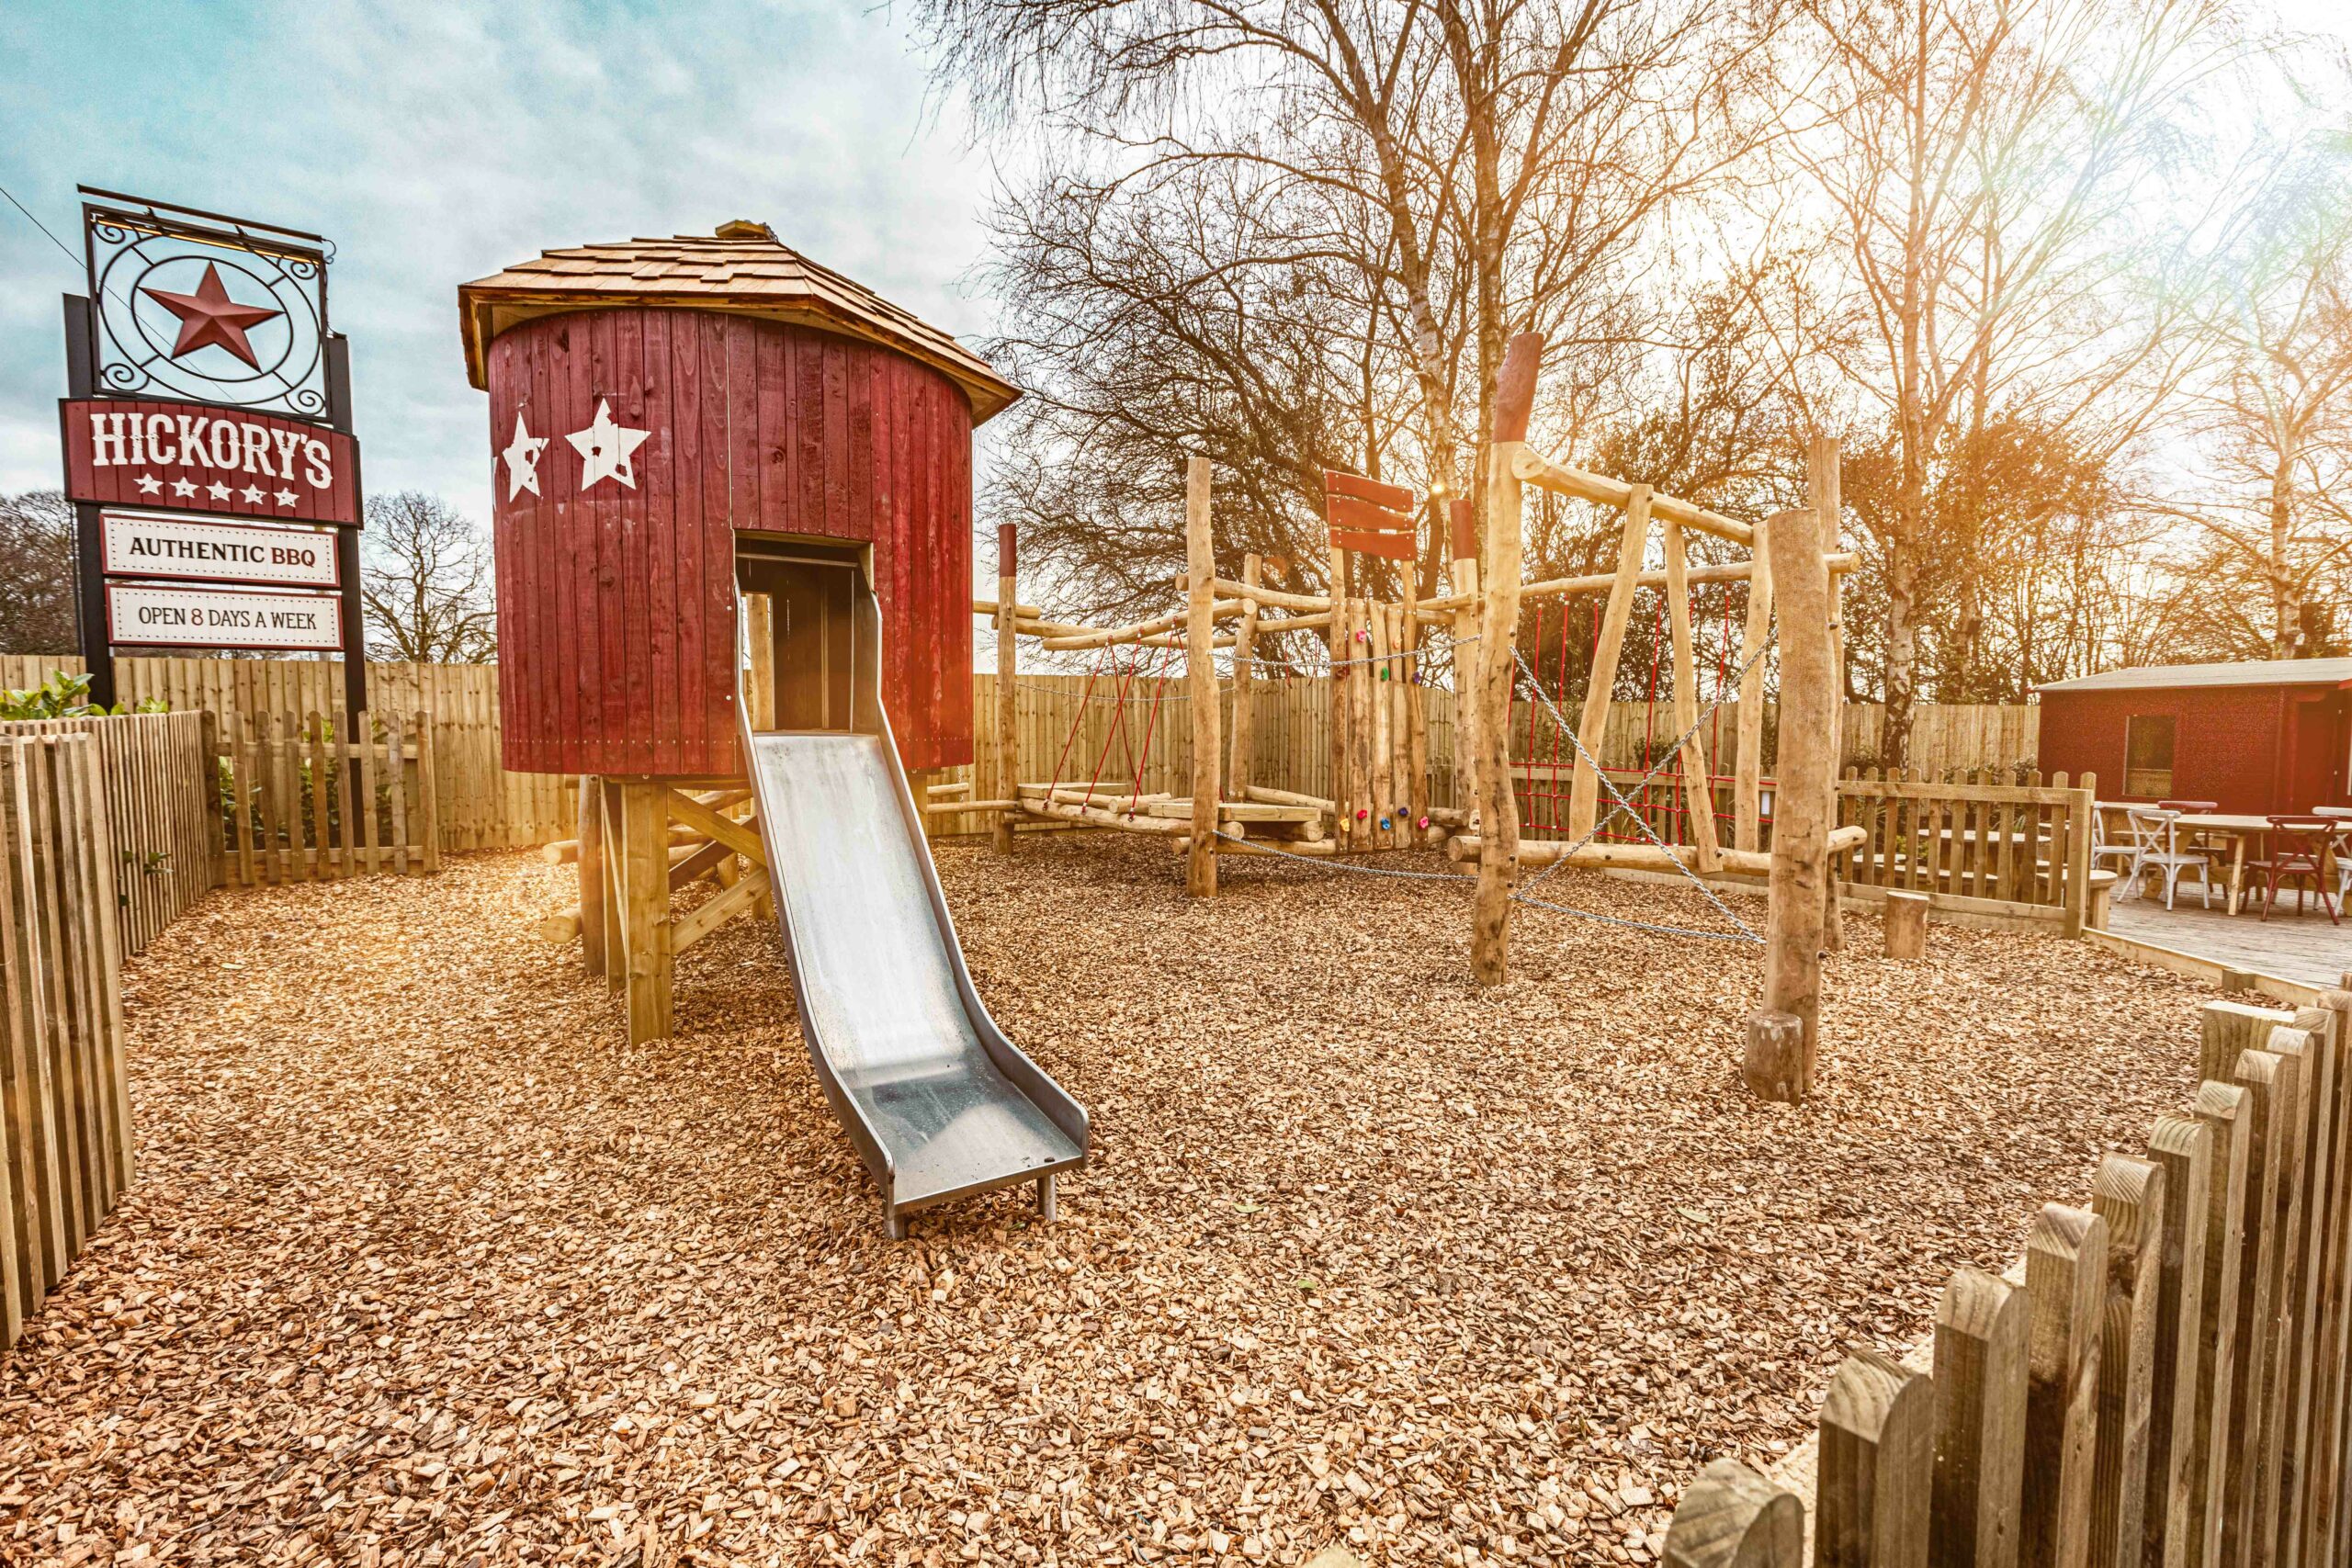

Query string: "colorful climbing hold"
[1356, 807, 1369, 821]
[1417, 816, 1430, 829]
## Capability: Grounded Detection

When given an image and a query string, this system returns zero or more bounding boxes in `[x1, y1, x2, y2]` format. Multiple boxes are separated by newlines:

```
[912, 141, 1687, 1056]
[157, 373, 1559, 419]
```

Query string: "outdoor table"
[2171, 813, 2281, 916]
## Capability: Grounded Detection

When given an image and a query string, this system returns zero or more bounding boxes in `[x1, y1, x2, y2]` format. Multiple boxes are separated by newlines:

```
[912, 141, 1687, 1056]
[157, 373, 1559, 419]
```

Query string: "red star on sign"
[141, 262, 281, 368]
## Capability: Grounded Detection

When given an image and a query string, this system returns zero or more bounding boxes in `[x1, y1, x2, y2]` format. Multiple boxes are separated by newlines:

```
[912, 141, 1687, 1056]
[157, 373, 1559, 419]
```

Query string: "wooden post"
[1472, 332, 1542, 987]
[1388, 602, 1413, 844]
[2023, 1201, 2109, 1568]
[1662, 513, 1724, 874]
[2301, 991, 2352, 1568]
[1742, 1011, 1805, 1106]
[1403, 551, 1430, 840]
[995, 524, 1019, 854]
[1185, 457, 1218, 897]
[2191, 1079, 2253, 1568]
[1230, 553, 1261, 799]
[1757, 506, 1833, 1090]
[617, 781, 672, 1040]
[2224, 1045, 2291, 1568]
[1884, 890, 1928, 961]
[1569, 488, 1652, 842]
[577, 773, 606, 976]
[1329, 541, 1351, 828]
[1817, 1348, 1935, 1568]
[2089, 1152, 2166, 1568]
[1448, 499, 1481, 822]
[1664, 1459, 1804, 1568]
[1346, 599, 1373, 849]
[744, 592, 775, 731]
[1813, 437, 1847, 953]
[2144, 1112, 2213, 1568]
[599, 781, 625, 997]
[1930, 1268, 2028, 1568]
[1733, 514, 1774, 853]
[1369, 599, 1396, 847]
[2253, 1026, 2312, 1568]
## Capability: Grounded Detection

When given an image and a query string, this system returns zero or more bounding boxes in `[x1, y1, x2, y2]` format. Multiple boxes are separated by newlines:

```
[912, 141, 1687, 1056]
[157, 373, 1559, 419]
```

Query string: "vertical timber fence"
[0, 733, 137, 1357]
[1666, 988, 2352, 1568]
[214, 710, 441, 887]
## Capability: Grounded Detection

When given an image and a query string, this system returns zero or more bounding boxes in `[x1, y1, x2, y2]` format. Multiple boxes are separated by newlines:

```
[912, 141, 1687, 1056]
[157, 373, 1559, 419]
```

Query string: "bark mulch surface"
[0, 840, 2220, 1568]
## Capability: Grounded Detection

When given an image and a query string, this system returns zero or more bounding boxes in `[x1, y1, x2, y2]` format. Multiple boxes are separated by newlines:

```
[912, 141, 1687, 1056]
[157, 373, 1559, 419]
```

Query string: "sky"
[0, 0, 1009, 530]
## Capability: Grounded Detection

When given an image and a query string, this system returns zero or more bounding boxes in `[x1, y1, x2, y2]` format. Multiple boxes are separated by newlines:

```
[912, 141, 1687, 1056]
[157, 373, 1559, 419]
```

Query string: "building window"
[2125, 714, 2176, 797]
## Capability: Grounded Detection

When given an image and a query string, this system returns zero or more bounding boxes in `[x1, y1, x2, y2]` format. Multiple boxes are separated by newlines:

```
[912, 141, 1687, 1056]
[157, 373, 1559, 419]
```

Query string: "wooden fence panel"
[0, 734, 133, 1359]
[210, 709, 439, 886]
[1668, 991, 2352, 1568]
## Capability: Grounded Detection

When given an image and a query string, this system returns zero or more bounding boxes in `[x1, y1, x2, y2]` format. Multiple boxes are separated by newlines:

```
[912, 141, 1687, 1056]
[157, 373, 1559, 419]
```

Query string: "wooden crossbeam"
[674, 868, 770, 952]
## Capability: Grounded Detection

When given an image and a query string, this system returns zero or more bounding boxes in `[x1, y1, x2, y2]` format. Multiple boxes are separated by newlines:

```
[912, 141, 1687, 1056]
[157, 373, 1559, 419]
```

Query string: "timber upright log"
[1471, 332, 1544, 987]
[459, 222, 1022, 1043]
[1745, 504, 1835, 1102]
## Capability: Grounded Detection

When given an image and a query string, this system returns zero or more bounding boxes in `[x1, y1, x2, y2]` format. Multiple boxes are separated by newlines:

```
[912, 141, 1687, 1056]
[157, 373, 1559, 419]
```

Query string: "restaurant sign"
[107, 581, 345, 653]
[100, 509, 340, 588]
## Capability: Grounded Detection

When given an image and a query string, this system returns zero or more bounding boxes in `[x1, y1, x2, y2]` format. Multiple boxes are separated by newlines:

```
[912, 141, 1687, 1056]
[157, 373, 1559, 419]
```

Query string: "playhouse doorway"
[738, 540, 863, 732]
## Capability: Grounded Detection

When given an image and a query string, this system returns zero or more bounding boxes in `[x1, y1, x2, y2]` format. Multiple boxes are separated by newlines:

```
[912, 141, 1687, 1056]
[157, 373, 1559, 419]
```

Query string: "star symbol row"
[502, 400, 650, 501]
[130, 473, 302, 507]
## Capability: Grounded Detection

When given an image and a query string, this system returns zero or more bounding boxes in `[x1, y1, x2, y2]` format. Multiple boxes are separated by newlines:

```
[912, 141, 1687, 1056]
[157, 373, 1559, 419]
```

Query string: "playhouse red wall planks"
[482, 307, 976, 777]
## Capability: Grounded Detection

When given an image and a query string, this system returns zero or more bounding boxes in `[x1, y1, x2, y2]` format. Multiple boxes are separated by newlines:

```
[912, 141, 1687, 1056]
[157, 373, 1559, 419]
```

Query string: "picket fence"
[217, 710, 441, 886]
[0, 712, 216, 955]
[0, 732, 135, 1356]
[0, 656, 573, 852]
[1669, 989, 2352, 1568]
[1835, 767, 2100, 935]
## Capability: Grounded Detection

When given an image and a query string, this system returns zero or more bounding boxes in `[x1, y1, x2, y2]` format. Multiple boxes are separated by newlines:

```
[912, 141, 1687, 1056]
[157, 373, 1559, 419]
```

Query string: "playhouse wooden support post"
[1230, 553, 1261, 797]
[1185, 457, 1218, 897]
[1472, 332, 1542, 987]
[995, 525, 1019, 855]
[616, 780, 673, 1043]
[1733, 513, 1774, 853]
[1663, 513, 1723, 874]
[1569, 487, 1653, 842]
[576, 773, 606, 976]
[1753, 504, 1833, 1095]
[1448, 500, 1481, 824]
[1349, 599, 1375, 849]
[599, 781, 625, 998]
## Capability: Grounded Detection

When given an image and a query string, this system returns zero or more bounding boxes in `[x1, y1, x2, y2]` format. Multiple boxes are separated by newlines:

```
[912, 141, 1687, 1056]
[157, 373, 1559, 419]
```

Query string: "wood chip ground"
[0, 839, 2222, 1566]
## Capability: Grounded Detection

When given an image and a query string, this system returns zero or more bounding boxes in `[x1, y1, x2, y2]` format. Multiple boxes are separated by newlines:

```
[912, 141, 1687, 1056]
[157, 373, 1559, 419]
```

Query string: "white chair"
[2091, 807, 2143, 886]
[2123, 807, 2219, 910]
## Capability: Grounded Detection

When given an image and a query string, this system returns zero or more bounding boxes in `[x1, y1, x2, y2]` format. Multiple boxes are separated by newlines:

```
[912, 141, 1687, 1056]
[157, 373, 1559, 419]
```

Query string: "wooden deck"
[2107, 891, 2351, 987]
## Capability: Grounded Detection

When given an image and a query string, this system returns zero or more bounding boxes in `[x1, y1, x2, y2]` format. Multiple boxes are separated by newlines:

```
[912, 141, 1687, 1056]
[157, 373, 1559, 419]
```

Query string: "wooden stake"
[1814, 437, 1848, 954]
[2024, 1201, 2110, 1568]
[1663, 1459, 1804, 1568]
[1818, 1348, 1935, 1568]
[1733, 514, 1774, 853]
[1569, 488, 1652, 842]
[1930, 1268, 2029, 1566]
[1348, 599, 1374, 851]
[1230, 553, 1261, 798]
[1404, 556, 1429, 839]
[995, 525, 1018, 854]
[1884, 890, 1928, 961]
[2089, 1152, 2166, 1568]
[617, 781, 673, 1043]
[1760, 506, 1834, 1089]
[1185, 457, 1218, 897]
[1328, 541, 1350, 830]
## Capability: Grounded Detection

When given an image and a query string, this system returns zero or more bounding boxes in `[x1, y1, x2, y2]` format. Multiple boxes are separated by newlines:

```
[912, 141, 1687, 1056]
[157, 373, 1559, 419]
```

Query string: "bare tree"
[2156, 136, 2352, 657]
[0, 491, 79, 656]
[1764, 0, 2231, 761]
[360, 491, 495, 664]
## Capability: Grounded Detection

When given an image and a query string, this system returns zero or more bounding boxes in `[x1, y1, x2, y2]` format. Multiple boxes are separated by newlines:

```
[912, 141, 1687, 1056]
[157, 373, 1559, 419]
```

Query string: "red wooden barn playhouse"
[458, 223, 1088, 1235]
[2037, 658, 2352, 815]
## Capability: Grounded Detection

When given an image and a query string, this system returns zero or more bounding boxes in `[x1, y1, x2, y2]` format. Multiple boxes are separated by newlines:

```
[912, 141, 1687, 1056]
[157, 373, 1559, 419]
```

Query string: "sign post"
[57, 187, 367, 716]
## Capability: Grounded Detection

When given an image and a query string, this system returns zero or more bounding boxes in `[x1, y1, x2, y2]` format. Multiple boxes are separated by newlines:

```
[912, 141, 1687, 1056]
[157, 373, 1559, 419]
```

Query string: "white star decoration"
[206, 481, 231, 501]
[502, 412, 550, 501]
[275, 490, 299, 507]
[171, 478, 197, 498]
[565, 400, 649, 491]
[135, 473, 162, 495]
[240, 485, 266, 504]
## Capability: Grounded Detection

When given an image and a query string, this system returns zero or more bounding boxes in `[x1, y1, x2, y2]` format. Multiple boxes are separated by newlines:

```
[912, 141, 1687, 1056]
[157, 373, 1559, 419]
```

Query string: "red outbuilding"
[456, 222, 1018, 779]
[2036, 659, 2352, 815]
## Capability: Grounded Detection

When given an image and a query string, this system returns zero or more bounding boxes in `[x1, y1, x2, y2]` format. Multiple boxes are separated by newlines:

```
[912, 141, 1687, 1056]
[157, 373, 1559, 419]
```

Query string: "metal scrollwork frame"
[81, 188, 332, 422]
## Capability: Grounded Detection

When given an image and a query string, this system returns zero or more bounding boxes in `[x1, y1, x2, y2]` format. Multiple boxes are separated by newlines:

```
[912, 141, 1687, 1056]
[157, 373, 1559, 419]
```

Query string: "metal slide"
[737, 573, 1087, 1237]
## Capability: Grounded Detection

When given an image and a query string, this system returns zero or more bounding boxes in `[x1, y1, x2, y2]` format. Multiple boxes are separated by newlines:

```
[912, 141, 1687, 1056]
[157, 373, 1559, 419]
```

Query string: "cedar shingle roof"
[456, 221, 1019, 423]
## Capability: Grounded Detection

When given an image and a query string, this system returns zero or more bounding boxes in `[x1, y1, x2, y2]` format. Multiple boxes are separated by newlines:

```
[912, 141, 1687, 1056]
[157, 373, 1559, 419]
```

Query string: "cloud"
[0, 0, 1005, 529]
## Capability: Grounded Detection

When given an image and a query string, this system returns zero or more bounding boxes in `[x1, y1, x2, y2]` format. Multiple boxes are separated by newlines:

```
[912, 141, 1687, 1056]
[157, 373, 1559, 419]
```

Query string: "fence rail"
[1669, 988, 2352, 1568]
[1836, 766, 2099, 935]
[0, 733, 134, 1356]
